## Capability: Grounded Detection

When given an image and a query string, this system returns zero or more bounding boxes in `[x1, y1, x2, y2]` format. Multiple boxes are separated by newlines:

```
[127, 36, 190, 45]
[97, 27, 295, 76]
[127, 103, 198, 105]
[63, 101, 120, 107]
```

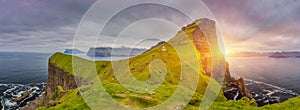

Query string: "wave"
[1, 79, 298, 108]
[243, 79, 298, 106]
[244, 79, 298, 96]
[0, 83, 46, 110]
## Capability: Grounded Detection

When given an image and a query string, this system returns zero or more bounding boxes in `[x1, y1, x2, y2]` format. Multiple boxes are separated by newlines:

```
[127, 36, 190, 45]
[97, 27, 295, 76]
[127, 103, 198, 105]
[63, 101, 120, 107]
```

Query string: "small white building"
[162, 46, 166, 51]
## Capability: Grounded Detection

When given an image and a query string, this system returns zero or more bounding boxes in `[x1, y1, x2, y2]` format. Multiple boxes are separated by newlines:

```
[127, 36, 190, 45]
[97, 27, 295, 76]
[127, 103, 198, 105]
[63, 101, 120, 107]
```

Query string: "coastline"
[14, 78, 299, 109]
[0, 83, 46, 110]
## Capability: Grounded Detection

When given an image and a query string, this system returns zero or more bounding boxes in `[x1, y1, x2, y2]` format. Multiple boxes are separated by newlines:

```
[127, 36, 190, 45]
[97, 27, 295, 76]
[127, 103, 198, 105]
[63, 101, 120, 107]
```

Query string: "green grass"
[39, 89, 89, 110]
[44, 28, 228, 109]
[45, 42, 226, 108]
[209, 96, 300, 110]
[40, 81, 300, 110]
[43, 19, 300, 109]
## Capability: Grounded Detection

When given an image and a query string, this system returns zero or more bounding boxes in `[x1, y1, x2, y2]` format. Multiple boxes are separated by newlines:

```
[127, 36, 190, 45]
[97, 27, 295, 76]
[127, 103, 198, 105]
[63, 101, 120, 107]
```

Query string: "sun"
[224, 48, 237, 56]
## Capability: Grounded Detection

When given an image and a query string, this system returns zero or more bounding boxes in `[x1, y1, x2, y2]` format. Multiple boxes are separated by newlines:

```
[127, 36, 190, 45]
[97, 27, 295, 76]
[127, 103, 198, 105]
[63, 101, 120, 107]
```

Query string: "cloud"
[0, 0, 95, 52]
[0, 1, 200, 52]
[203, 0, 300, 52]
[1, 0, 299, 52]
[71, 2, 214, 51]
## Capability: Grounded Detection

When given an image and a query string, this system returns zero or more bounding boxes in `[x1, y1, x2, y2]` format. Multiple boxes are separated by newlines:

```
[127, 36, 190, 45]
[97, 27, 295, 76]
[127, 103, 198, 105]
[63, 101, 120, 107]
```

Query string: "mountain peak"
[170, 18, 251, 99]
[181, 18, 215, 32]
[171, 18, 220, 77]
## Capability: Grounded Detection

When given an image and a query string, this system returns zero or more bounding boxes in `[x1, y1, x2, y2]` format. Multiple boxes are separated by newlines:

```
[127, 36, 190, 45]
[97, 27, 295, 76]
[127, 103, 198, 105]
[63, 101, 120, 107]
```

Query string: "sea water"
[0, 52, 49, 109]
[228, 57, 300, 106]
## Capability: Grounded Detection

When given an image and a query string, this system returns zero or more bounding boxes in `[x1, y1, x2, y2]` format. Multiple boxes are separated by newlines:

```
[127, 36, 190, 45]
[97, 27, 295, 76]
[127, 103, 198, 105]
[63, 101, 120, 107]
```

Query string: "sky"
[0, 0, 299, 53]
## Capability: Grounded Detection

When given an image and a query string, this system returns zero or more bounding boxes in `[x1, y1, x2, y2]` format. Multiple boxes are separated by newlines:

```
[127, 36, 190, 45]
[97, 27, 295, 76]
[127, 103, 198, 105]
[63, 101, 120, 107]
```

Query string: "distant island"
[269, 52, 300, 58]
[63, 49, 84, 54]
[226, 51, 300, 58]
[226, 52, 272, 57]
[87, 47, 147, 57]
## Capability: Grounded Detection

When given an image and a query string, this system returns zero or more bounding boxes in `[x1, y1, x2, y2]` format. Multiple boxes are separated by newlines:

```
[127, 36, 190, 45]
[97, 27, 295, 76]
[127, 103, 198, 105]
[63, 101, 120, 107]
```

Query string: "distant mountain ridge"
[226, 51, 300, 58]
[87, 47, 147, 57]
[269, 52, 300, 58]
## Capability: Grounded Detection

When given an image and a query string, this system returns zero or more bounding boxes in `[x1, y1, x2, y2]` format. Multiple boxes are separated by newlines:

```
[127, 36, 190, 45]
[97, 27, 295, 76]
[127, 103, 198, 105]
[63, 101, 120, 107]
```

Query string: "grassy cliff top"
[44, 18, 300, 109]
[46, 30, 228, 108]
[47, 44, 300, 109]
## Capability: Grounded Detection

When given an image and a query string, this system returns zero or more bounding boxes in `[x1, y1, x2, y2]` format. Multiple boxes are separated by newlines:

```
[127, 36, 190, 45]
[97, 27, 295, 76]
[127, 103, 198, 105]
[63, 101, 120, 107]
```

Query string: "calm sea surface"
[227, 57, 300, 106]
[228, 57, 300, 93]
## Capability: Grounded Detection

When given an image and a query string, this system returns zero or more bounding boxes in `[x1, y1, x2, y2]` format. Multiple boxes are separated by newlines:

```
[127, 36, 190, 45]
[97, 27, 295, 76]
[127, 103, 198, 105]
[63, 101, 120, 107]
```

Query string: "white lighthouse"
[162, 46, 166, 52]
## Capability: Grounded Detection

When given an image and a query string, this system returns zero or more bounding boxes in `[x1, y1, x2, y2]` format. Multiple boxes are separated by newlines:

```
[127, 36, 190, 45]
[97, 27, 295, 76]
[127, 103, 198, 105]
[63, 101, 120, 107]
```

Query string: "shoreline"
[0, 83, 45, 110]
[1, 79, 297, 109]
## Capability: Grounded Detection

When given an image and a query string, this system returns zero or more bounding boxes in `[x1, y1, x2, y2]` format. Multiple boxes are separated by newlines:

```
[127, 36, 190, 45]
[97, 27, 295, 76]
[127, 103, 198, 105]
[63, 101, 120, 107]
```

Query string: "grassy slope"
[44, 41, 226, 109]
[41, 21, 300, 109]
[44, 49, 300, 110]
[43, 27, 228, 109]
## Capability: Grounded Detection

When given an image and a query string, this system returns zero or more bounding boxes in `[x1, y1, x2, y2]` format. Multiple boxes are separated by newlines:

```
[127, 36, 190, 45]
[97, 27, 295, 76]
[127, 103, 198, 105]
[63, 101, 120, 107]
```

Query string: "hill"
[22, 18, 300, 110]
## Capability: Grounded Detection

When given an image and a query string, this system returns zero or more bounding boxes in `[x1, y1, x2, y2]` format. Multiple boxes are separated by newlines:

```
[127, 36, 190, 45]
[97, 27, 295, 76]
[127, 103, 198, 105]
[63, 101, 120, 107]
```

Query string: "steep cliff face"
[181, 18, 224, 77]
[177, 18, 251, 99]
[46, 62, 77, 102]
[190, 21, 213, 76]
[22, 61, 78, 110]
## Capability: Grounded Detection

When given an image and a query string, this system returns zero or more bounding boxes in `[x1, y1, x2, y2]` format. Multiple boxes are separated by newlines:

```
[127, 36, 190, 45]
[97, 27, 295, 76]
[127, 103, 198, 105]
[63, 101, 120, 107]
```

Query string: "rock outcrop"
[10, 88, 36, 103]
[22, 61, 78, 110]
[45, 62, 78, 102]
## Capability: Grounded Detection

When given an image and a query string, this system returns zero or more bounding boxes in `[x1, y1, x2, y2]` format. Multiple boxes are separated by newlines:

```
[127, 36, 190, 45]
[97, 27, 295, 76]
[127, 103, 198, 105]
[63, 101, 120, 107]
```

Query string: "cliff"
[22, 61, 79, 110]
[45, 62, 78, 102]
[169, 18, 251, 99]
[25, 18, 252, 109]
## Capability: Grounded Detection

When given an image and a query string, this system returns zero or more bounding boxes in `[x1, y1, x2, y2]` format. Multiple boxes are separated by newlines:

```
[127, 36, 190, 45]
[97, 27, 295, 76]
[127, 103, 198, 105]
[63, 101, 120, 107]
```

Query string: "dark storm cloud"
[1, 0, 299, 52]
[0, 0, 197, 52]
[0, 0, 95, 52]
[203, 0, 300, 51]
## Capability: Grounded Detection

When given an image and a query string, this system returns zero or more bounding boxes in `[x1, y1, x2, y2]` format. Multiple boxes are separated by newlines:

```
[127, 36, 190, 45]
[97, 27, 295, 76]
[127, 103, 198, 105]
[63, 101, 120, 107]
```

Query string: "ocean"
[0, 52, 300, 109]
[0, 52, 50, 110]
[227, 57, 300, 106]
